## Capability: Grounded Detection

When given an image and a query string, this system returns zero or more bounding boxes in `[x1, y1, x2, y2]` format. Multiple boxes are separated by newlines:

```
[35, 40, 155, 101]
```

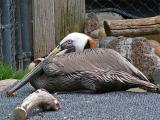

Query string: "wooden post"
[54, 0, 85, 45]
[32, 0, 85, 58]
[104, 16, 160, 37]
[32, 0, 56, 58]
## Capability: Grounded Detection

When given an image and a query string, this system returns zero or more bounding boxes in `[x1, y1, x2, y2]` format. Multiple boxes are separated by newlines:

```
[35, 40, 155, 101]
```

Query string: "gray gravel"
[1, 82, 160, 120]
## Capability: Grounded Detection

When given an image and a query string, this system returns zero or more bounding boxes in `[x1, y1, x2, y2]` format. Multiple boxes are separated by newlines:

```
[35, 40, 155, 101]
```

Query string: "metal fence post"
[20, 0, 32, 68]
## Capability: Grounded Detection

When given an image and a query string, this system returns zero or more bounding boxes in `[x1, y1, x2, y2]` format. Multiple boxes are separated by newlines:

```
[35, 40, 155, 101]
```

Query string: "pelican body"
[31, 48, 159, 93]
[6, 33, 160, 95]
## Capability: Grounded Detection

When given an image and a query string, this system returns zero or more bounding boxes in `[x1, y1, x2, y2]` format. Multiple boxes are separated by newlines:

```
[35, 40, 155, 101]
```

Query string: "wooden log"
[14, 89, 60, 120]
[104, 16, 160, 37]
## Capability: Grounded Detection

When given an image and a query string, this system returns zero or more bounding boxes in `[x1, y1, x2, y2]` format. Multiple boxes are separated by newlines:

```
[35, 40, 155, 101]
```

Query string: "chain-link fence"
[0, 0, 16, 68]
[0, 0, 32, 70]
[0, 9, 2, 61]
[86, 0, 160, 18]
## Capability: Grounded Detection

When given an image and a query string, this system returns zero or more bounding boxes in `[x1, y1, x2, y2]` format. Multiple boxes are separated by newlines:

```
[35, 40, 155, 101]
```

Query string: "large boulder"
[99, 36, 160, 83]
[85, 12, 123, 39]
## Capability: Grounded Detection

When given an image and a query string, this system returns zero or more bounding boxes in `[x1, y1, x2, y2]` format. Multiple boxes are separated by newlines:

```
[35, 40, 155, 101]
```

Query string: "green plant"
[0, 62, 28, 80]
[0, 62, 14, 80]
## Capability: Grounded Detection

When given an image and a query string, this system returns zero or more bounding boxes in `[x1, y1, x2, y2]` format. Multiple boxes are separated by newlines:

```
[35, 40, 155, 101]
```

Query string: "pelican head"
[28, 32, 96, 70]
[48, 32, 96, 56]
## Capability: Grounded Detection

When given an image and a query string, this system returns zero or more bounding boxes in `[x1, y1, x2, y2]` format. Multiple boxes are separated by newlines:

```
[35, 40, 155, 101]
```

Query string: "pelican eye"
[67, 40, 72, 43]
[63, 40, 73, 46]
[60, 40, 76, 53]
[62, 40, 73, 46]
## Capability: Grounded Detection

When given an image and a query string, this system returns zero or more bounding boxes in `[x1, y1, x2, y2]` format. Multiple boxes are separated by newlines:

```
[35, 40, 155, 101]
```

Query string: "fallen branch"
[104, 16, 160, 37]
[14, 89, 60, 120]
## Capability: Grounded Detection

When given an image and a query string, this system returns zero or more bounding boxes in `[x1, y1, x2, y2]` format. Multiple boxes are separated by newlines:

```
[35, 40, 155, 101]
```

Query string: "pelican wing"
[72, 70, 156, 92]
[43, 48, 148, 81]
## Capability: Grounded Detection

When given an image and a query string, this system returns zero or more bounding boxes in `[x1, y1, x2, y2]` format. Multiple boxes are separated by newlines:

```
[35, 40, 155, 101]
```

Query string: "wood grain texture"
[32, 0, 55, 58]
[54, 0, 85, 45]
[104, 16, 160, 37]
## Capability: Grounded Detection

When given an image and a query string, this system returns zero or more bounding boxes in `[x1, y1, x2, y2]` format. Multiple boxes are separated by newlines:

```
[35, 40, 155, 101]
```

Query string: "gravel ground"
[1, 82, 160, 120]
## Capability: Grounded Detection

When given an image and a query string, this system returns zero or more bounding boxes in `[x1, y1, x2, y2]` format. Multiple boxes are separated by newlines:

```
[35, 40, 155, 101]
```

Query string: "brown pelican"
[6, 32, 160, 96]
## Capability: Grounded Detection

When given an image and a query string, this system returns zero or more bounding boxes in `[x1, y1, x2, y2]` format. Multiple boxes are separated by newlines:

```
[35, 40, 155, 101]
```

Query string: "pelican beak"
[5, 45, 67, 96]
[48, 45, 61, 56]
[47, 45, 67, 57]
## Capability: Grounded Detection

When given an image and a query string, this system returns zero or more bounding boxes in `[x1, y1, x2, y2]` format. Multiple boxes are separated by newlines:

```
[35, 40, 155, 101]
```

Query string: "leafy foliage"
[0, 62, 28, 80]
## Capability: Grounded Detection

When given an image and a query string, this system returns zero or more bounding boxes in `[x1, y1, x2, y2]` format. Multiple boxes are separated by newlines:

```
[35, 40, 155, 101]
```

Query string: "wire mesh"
[0, 9, 3, 61]
[0, 0, 32, 70]
[86, 0, 160, 18]
[9, 0, 16, 68]
[0, 0, 16, 68]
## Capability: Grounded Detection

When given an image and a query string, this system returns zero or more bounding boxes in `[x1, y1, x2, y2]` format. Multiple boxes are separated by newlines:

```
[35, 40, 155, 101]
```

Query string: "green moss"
[0, 62, 28, 80]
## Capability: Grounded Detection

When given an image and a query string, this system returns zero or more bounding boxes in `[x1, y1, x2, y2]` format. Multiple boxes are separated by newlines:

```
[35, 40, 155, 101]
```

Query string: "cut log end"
[14, 106, 27, 120]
